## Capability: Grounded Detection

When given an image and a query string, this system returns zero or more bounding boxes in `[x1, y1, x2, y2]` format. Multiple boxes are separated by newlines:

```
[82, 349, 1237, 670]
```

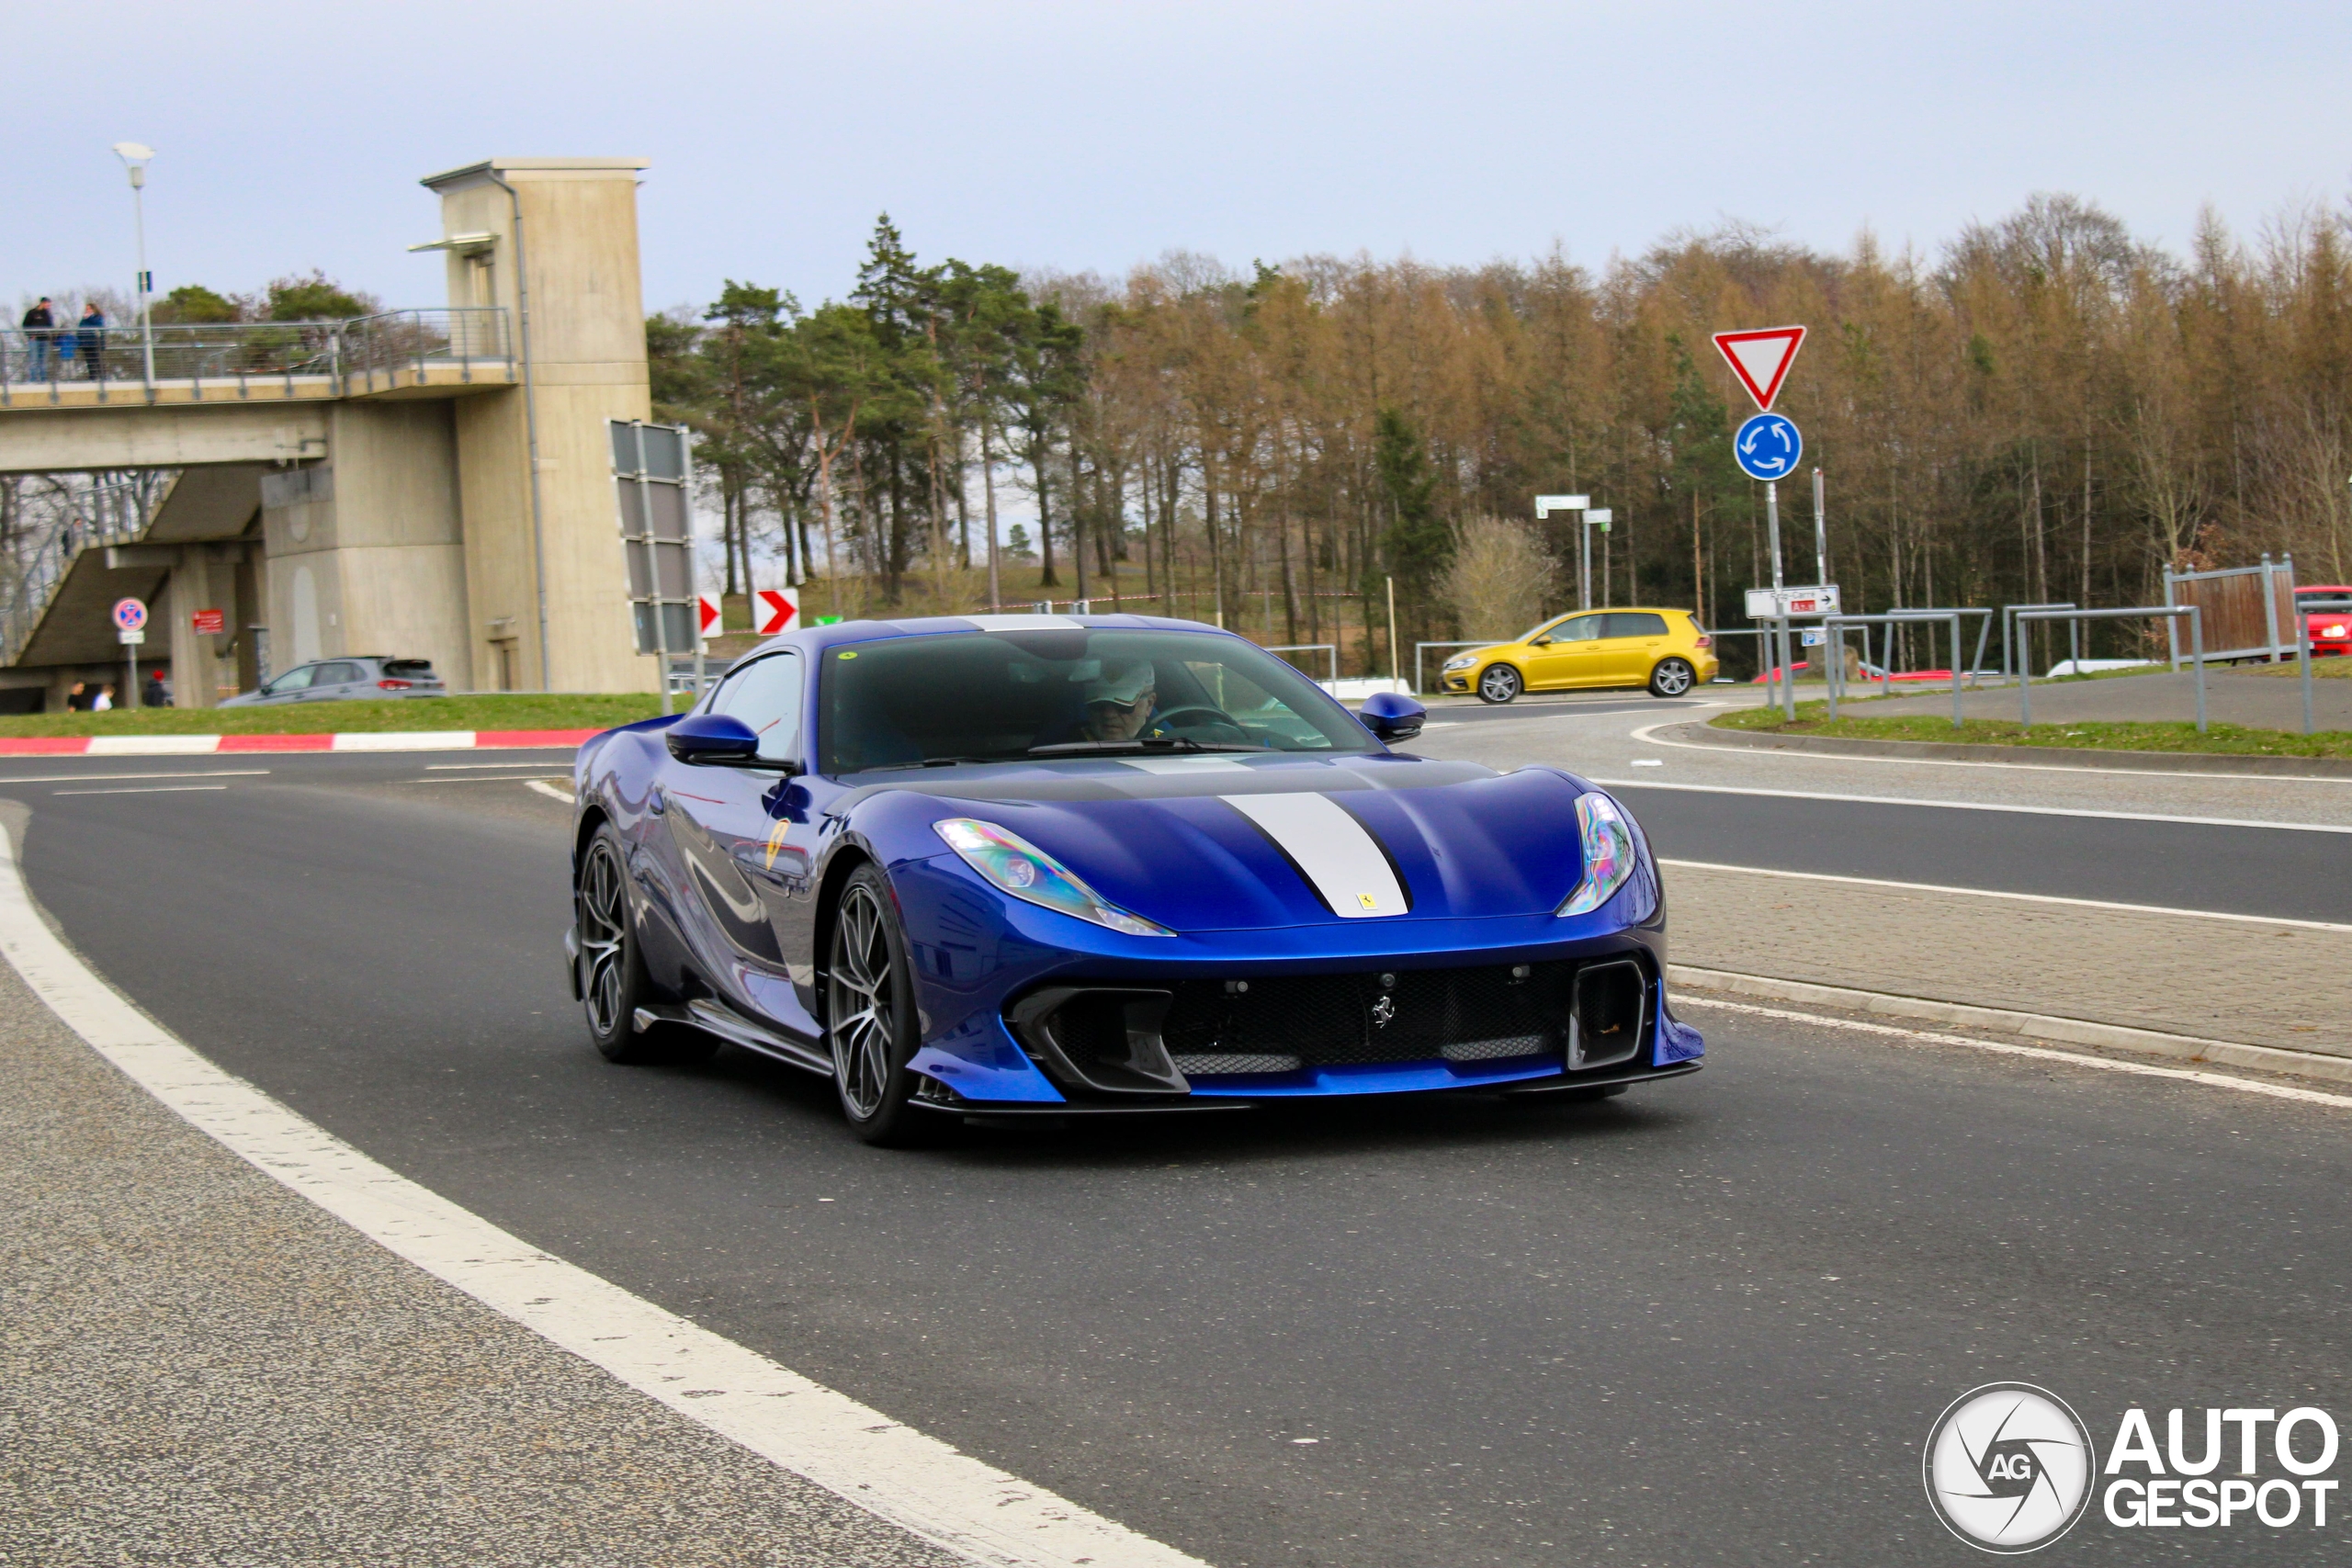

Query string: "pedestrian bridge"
[0, 155, 657, 707]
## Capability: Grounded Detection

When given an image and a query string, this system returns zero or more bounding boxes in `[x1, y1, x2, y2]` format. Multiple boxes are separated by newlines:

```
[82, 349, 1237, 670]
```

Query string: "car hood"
[842, 752, 1602, 931]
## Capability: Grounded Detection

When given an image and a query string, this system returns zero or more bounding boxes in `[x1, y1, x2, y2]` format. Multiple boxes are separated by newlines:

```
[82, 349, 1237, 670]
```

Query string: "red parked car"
[2300, 586, 2352, 657]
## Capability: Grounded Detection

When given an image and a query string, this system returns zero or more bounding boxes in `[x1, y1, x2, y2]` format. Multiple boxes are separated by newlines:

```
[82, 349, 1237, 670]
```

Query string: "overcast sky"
[9, 1, 2349, 318]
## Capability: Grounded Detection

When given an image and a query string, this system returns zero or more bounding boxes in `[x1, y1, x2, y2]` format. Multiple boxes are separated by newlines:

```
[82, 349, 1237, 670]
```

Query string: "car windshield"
[817, 627, 1376, 774]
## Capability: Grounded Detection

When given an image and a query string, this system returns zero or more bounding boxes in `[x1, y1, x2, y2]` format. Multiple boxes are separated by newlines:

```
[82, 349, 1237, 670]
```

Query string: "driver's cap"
[1084, 660, 1155, 705]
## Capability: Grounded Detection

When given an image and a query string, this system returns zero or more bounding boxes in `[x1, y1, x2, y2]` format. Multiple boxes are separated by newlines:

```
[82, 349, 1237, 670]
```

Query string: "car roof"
[735, 611, 1252, 662]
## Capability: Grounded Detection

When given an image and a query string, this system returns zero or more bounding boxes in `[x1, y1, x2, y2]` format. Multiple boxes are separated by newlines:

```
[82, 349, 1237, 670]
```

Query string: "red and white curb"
[0, 728, 600, 758]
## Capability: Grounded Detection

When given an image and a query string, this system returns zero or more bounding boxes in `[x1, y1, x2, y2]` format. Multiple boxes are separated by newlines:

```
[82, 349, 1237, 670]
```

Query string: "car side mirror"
[1358, 690, 1426, 742]
[665, 712, 763, 766]
[1530, 636, 1553, 647]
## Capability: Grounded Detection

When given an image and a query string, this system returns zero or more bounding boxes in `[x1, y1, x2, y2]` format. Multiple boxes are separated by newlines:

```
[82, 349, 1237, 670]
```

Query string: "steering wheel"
[1151, 704, 1249, 741]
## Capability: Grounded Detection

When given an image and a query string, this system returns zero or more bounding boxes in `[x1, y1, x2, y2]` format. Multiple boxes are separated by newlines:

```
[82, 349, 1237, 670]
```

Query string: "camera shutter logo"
[1924, 1383, 2094, 1552]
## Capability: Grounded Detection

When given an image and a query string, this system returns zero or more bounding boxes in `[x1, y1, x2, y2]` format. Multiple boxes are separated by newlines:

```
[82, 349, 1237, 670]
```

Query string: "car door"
[256, 664, 317, 704]
[1523, 613, 1608, 688]
[1598, 612, 1670, 684]
[659, 650, 820, 1032]
[302, 660, 365, 701]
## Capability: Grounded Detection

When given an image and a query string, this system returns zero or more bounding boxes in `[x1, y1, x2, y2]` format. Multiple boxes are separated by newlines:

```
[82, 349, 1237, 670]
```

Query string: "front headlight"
[1557, 792, 1639, 916]
[1442, 653, 1478, 671]
[933, 818, 1174, 936]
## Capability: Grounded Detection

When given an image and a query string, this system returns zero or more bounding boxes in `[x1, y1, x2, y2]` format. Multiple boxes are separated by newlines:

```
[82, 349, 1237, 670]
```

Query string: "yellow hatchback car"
[1439, 608, 1717, 703]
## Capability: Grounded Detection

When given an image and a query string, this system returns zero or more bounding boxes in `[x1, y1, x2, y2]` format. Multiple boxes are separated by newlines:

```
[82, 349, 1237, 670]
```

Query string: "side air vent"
[1568, 958, 1647, 1071]
[1007, 987, 1190, 1096]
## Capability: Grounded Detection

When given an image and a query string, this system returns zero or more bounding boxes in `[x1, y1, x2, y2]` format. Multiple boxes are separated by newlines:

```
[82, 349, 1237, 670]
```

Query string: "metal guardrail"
[2297, 595, 2352, 737]
[0, 309, 510, 401]
[1267, 643, 1339, 683]
[2022, 605, 2205, 732]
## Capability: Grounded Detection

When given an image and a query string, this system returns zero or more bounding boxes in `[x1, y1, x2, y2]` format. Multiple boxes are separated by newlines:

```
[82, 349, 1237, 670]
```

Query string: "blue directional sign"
[1734, 412, 1802, 481]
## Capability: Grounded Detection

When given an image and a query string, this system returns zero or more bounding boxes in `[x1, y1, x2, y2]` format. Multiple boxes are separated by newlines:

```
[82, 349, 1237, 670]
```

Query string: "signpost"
[1713, 327, 1811, 717]
[1744, 585, 1841, 619]
[1535, 494, 1615, 610]
[113, 597, 149, 709]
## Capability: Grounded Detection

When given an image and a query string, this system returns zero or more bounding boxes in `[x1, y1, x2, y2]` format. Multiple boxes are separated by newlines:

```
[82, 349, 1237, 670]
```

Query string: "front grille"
[1160, 963, 1577, 1073]
[1011, 959, 1652, 1092]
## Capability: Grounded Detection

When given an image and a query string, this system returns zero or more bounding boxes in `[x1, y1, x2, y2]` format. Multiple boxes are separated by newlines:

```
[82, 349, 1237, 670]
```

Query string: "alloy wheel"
[577, 839, 629, 1038]
[1478, 665, 1521, 704]
[1652, 659, 1694, 696]
[829, 884, 896, 1121]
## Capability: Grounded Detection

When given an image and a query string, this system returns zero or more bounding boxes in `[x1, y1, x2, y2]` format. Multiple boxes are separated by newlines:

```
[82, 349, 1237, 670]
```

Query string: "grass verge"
[1712, 702, 2352, 759]
[0, 694, 692, 739]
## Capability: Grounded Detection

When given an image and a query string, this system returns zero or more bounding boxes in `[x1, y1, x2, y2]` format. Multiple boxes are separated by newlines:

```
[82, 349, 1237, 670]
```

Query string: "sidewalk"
[0, 932, 942, 1566]
[1854, 667, 2352, 730]
[1665, 862, 2351, 1065]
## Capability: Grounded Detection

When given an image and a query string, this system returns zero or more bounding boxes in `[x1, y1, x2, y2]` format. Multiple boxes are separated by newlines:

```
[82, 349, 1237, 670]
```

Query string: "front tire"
[1648, 658, 1696, 698]
[575, 825, 714, 1066]
[825, 865, 935, 1145]
[1476, 664, 1522, 705]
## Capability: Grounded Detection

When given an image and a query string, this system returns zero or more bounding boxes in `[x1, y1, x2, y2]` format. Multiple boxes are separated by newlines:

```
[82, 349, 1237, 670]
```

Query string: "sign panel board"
[1745, 584, 1841, 619]
[1532, 494, 1590, 519]
[118, 629, 146, 645]
[611, 421, 696, 657]
[695, 594, 722, 638]
[111, 597, 148, 633]
[1712, 326, 1806, 412]
[754, 588, 799, 637]
[191, 608, 226, 636]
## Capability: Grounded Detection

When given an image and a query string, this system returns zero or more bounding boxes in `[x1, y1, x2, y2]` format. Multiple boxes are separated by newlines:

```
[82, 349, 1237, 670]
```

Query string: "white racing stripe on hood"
[1222, 792, 1406, 918]
[1120, 756, 1253, 774]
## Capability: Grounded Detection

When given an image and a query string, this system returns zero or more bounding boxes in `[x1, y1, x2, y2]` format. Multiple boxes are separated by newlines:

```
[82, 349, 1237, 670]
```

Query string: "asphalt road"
[10, 751, 2352, 1565]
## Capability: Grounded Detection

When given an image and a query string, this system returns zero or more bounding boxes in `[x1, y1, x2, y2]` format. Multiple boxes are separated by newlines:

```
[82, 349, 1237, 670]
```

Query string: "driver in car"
[1080, 660, 1162, 742]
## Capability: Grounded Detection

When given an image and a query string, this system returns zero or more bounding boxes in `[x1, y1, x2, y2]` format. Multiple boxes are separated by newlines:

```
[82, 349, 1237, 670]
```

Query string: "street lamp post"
[111, 142, 155, 385]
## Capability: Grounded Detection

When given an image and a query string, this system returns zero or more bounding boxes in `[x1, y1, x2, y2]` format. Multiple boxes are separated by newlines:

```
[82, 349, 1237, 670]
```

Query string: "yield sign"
[1712, 325, 1807, 412]
[755, 587, 799, 637]
[695, 594, 722, 637]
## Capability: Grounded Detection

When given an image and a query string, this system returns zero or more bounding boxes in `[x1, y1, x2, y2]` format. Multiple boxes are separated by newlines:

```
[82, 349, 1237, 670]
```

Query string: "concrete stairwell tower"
[419, 157, 655, 694]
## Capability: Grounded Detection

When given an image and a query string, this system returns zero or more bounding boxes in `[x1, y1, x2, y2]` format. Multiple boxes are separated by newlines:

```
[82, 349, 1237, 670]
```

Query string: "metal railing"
[1267, 643, 1339, 683]
[0, 475, 166, 664]
[0, 309, 510, 401]
[2021, 606, 2204, 732]
[1822, 612, 1988, 728]
[2163, 557, 2295, 666]
[2297, 595, 2352, 736]
[1415, 641, 1487, 694]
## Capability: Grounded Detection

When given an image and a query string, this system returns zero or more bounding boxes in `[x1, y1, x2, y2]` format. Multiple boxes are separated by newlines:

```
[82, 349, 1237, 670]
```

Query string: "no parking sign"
[112, 597, 148, 644]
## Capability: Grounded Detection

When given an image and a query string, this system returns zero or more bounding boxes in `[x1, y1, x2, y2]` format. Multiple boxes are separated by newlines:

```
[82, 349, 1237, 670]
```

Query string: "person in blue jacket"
[76, 303, 106, 379]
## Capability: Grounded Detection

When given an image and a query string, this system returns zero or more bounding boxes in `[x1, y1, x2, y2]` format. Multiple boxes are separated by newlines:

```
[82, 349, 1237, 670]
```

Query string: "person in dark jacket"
[20, 298, 55, 381]
[64, 681, 89, 711]
[76, 303, 105, 380]
[141, 670, 169, 707]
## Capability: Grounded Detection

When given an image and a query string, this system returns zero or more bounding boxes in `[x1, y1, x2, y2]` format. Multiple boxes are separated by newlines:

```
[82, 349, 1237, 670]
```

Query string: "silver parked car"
[220, 656, 447, 706]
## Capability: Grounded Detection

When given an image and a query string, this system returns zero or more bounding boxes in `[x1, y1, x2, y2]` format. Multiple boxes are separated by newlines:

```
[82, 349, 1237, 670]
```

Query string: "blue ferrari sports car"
[566, 614, 1702, 1143]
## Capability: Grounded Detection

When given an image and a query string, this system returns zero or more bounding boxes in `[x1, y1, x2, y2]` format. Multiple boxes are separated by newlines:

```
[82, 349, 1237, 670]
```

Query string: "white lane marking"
[1678, 995, 2352, 1111]
[1221, 792, 1406, 917]
[0, 830, 1207, 1568]
[401, 775, 571, 786]
[526, 780, 574, 803]
[332, 730, 478, 751]
[1632, 717, 2352, 784]
[85, 734, 225, 755]
[1657, 858, 2352, 934]
[52, 784, 232, 796]
[1589, 775, 2352, 836]
[0, 770, 269, 784]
